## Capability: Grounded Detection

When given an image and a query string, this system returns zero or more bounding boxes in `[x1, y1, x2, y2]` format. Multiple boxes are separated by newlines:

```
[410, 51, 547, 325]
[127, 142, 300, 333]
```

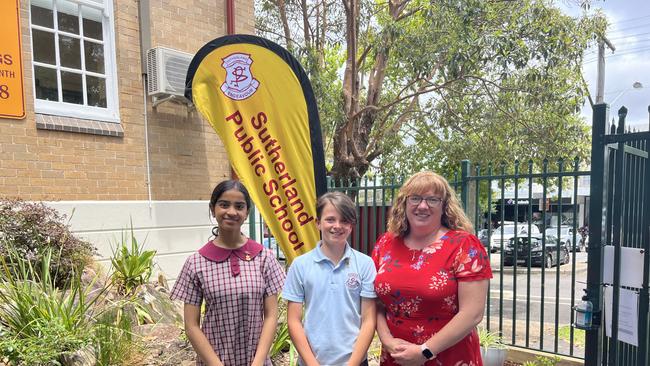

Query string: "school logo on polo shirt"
[346, 273, 360, 290]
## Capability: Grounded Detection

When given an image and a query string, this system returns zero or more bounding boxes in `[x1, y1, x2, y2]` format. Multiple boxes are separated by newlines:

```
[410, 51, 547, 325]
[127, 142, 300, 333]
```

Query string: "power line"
[606, 14, 650, 25]
[608, 31, 650, 41]
[607, 22, 650, 34]
[584, 46, 650, 63]
[584, 38, 650, 56]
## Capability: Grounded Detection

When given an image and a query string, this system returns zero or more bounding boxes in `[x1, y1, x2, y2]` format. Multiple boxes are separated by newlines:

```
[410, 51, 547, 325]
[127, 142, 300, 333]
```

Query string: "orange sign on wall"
[0, 0, 26, 119]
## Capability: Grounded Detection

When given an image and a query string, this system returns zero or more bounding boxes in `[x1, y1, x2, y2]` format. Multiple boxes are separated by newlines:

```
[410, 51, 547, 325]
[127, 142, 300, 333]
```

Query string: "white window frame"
[29, 0, 120, 123]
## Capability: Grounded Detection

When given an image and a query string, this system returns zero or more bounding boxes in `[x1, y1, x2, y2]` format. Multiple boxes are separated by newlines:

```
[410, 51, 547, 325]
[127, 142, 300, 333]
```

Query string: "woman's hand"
[390, 343, 427, 366]
[383, 337, 414, 356]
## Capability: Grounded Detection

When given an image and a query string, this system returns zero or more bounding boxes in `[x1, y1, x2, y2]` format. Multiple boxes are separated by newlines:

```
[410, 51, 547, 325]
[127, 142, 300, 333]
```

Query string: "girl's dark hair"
[209, 179, 252, 215]
[316, 192, 357, 225]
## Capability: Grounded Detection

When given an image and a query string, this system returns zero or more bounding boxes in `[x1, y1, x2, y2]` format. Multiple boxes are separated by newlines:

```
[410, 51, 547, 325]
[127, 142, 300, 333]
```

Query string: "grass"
[558, 325, 585, 348]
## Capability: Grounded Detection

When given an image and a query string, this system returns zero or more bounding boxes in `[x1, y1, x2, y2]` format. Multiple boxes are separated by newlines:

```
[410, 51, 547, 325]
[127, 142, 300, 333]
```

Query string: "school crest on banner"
[220, 53, 259, 100]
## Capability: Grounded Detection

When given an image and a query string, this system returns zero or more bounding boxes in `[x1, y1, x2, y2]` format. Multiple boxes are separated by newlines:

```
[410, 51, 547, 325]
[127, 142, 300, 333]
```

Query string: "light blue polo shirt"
[282, 242, 377, 366]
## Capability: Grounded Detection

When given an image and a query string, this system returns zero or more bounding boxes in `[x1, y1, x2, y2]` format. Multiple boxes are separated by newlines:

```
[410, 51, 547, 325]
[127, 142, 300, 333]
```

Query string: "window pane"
[32, 29, 56, 65]
[84, 41, 105, 73]
[82, 7, 103, 40]
[86, 75, 107, 108]
[57, 0, 79, 34]
[61, 71, 83, 104]
[34, 66, 58, 101]
[59, 35, 81, 69]
[31, 4, 54, 28]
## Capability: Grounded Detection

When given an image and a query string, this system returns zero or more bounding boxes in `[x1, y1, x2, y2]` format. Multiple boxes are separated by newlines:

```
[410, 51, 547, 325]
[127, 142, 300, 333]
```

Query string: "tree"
[256, 0, 605, 179]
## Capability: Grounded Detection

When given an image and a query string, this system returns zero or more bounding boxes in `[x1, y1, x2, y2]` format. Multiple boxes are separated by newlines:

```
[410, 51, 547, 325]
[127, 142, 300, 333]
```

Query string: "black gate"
[585, 104, 650, 365]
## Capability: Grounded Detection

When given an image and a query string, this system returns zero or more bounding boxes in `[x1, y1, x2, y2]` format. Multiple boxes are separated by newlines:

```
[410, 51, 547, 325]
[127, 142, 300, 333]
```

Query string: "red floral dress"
[372, 230, 492, 366]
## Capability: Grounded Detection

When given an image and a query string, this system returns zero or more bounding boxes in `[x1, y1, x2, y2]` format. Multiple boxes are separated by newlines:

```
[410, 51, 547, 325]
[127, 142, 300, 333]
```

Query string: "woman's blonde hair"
[387, 171, 474, 237]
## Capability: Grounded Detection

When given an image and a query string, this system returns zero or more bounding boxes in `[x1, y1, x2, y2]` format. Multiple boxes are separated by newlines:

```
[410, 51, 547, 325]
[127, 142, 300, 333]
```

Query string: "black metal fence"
[323, 160, 591, 358]
[248, 104, 649, 363]
[584, 104, 650, 366]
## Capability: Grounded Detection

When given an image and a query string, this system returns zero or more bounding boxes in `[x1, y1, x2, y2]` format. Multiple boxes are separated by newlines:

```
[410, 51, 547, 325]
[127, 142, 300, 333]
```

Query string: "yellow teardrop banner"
[185, 35, 326, 262]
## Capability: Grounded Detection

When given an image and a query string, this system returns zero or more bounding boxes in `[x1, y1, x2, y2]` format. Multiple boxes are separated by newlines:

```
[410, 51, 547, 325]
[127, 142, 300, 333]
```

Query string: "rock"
[60, 345, 96, 366]
[133, 283, 183, 324]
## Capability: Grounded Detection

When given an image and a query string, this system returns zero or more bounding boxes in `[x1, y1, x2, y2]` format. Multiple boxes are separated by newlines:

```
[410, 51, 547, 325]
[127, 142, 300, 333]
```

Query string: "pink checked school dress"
[372, 230, 492, 366]
[171, 239, 285, 366]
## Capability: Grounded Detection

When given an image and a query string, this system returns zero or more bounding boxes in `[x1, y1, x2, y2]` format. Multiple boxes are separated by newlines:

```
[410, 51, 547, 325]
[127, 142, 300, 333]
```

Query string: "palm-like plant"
[110, 227, 156, 296]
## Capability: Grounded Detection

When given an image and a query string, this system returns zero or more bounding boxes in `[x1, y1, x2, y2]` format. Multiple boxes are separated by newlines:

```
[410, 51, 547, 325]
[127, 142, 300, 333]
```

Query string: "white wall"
[46, 200, 254, 284]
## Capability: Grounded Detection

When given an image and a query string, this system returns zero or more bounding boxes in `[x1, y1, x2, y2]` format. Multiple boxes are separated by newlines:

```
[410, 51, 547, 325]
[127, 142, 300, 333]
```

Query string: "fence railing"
[250, 160, 591, 358]
[325, 161, 591, 358]
[584, 104, 650, 366]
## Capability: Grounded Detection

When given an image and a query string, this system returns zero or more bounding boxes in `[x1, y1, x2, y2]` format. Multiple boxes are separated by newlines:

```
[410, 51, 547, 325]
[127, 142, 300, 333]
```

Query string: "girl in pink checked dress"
[171, 180, 285, 366]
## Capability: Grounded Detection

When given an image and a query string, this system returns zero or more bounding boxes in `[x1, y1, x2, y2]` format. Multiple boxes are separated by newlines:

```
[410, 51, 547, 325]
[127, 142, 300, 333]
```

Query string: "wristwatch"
[420, 343, 436, 360]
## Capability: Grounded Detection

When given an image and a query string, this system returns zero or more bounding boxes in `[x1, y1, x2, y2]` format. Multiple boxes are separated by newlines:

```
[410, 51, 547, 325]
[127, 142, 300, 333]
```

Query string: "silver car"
[544, 226, 582, 252]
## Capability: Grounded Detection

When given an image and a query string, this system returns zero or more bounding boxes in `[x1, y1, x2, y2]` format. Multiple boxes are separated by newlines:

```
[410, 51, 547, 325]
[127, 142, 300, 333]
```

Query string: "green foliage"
[522, 355, 561, 366]
[0, 247, 103, 365]
[271, 299, 292, 358]
[110, 227, 156, 296]
[478, 327, 507, 349]
[271, 300, 297, 364]
[270, 321, 291, 358]
[93, 311, 137, 366]
[288, 342, 298, 366]
[0, 244, 144, 365]
[256, 0, 605, 179]
[0, 199, 96, 286]
[0, 321, 88, 366]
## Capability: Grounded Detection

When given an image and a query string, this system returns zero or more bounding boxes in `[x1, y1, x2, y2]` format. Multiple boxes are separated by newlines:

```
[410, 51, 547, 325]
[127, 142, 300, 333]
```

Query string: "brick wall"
[0, 0, 254, 201]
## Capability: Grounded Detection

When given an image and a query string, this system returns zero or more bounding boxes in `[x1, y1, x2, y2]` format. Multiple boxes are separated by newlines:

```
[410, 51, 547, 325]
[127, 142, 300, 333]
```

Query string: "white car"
[483, 224, 541, 252]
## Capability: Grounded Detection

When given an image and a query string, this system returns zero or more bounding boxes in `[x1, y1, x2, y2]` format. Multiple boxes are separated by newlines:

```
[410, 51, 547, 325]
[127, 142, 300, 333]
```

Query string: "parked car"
[263, 226, 286, 261]
[478, 229, 492, 252]
[481, 224, 540, 253]
[503, 235, 570, 268]
[264, 236, 286, 260]
[533, 213, 573, 231]
[545, 226, 583, 252]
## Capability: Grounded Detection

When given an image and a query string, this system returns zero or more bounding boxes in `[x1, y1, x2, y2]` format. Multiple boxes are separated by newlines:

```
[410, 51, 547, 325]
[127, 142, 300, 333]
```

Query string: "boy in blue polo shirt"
[283, 192, 377, 366]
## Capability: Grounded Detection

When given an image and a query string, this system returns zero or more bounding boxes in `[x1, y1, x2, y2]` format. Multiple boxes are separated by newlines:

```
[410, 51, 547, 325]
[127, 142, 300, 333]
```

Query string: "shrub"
[523, 355, 561, 366]
[0, 321, 89, 365]
[0, 199, 96, 286]
[0, 247, 104, 365]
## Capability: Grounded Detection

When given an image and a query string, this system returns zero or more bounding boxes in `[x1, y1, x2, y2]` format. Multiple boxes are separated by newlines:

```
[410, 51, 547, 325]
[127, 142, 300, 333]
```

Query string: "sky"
[562, 0, 650, 130]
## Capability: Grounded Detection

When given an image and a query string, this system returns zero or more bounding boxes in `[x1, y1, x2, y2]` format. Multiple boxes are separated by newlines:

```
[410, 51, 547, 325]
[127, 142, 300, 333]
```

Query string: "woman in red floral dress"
[372, 171, 492, 366]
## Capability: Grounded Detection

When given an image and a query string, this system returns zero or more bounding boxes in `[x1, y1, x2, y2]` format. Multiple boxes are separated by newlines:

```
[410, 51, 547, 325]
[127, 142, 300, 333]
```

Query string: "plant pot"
[480, 347, 507, 366]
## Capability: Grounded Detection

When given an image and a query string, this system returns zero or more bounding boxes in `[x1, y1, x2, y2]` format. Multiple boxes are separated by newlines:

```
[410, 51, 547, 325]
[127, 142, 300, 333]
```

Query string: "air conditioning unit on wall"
[146, 47, 193, 106]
